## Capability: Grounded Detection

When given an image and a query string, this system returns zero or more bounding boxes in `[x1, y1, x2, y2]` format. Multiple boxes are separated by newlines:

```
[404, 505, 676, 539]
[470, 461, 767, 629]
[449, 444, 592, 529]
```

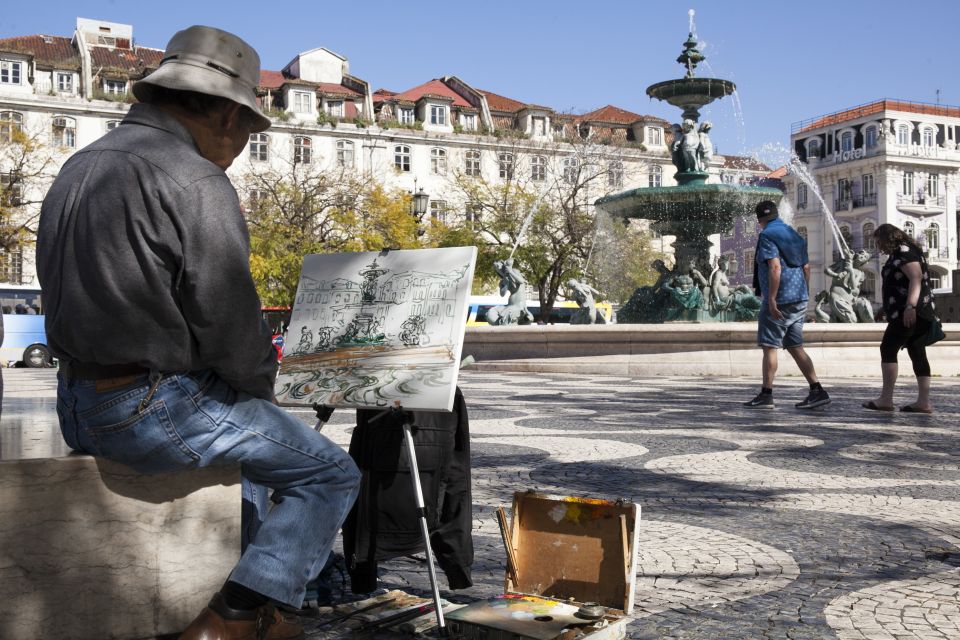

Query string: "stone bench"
[0, 392, 240, 640]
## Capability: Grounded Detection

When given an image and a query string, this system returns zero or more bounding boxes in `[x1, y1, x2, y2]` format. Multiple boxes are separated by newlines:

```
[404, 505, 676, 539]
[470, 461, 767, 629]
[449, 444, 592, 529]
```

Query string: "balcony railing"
[897, 193, 945, 207]
[833, 194, 878, 211]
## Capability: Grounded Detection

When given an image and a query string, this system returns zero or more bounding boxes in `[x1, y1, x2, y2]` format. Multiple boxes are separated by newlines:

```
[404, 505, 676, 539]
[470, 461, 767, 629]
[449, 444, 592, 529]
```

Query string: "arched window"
[648, 164, 662, 187]
[807, 138, 821, 158]
[864, 126, 878, 148]
[249, 133, 269, 161]
[896, 124, 909, 145]
[394, 144, 410, 172]
[862, 222, 876, 250]
[464, 149, 481, 176]
[607, 161, 623, 188]
[922, 127, 935, 147]
[903, 220, 915, 239]
[430, 148, 447, 175]
[925, 223, 940, 250]
[52, 115, 76, 148]
[294, 136, 312, 164]
[530, 155, 546, 182]
[498, 152, 514, 180]
[0, 110, 23, 142]
[562, 157, 579, 183]
[841, 131, 853, 152]
[796, 226, 808, 240]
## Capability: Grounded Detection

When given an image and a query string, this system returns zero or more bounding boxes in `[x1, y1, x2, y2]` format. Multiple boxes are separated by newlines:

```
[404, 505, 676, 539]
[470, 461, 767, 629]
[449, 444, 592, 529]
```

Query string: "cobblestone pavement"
[4, 370, 959, 639]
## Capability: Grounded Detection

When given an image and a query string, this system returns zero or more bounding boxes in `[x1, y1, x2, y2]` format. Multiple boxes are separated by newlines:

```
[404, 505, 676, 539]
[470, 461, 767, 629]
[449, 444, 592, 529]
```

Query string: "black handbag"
[920, 316, 946, 347]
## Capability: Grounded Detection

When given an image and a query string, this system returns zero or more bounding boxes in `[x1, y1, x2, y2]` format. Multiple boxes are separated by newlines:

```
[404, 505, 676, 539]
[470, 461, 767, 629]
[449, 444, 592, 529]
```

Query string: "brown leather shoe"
[179, 592, 304, 640]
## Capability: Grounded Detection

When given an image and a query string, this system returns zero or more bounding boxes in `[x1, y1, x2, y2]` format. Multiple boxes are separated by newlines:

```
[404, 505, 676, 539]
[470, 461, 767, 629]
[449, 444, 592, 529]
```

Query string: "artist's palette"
[446, 595, 583, 640]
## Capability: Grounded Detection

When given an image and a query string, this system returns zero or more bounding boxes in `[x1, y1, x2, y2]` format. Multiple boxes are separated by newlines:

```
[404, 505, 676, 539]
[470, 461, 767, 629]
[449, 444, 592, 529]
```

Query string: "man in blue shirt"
[745, 201, 831, 409]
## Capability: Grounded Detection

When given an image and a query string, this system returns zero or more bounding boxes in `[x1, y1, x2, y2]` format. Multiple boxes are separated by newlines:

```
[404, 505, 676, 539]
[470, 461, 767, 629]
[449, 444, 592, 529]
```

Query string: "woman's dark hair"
[873, 223, 923, 255]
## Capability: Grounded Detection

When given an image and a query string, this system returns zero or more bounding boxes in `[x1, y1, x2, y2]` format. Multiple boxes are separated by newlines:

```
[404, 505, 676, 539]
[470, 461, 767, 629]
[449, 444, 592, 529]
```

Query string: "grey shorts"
[757, 301, 807, 349]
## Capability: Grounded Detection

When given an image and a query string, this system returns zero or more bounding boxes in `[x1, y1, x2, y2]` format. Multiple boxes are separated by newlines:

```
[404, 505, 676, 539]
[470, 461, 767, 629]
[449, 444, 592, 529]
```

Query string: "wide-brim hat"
[133, 25, 271, 132]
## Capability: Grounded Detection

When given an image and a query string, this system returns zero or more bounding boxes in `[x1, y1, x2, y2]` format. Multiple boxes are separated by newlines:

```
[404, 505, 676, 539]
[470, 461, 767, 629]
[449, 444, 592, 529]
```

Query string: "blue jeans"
[56, 369, 361, 607]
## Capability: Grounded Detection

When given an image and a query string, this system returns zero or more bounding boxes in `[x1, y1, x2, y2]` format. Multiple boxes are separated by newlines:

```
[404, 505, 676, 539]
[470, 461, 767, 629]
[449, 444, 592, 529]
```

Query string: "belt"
[64, 361, 150, 380]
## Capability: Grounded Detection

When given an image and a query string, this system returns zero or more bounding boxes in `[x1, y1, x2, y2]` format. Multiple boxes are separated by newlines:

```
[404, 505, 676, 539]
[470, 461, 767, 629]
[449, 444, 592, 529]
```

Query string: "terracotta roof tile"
[259, 70, 285, 89]
[392, 79, 471, 107]
[723, 155, 770, 172]
[798, 99, 960, 133]
[479, 89, 526, 113]
[0, 34, 80, 70]
[90, 45, 162, 77]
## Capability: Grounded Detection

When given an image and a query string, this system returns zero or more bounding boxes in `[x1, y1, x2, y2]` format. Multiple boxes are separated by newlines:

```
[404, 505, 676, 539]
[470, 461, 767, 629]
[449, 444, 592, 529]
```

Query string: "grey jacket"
[36, 103, 277, 400]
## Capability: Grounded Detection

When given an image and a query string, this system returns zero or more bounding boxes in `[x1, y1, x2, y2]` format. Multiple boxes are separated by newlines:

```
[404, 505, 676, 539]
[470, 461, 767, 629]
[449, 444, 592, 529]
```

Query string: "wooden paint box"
[446, 492, 641, 640]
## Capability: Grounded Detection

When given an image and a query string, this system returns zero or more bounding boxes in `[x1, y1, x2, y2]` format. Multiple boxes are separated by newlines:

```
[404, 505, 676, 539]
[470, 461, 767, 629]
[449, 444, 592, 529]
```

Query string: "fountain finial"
[676, 31, 705, 79]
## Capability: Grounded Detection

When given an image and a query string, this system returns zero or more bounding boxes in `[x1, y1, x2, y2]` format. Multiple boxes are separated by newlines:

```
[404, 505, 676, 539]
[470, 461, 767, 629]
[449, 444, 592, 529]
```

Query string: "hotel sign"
[833, 148, 865, 163]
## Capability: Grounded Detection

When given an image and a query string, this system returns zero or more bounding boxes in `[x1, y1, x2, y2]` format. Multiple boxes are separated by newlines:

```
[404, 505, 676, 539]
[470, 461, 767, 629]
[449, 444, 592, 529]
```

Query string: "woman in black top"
[863, 223, 935, 413]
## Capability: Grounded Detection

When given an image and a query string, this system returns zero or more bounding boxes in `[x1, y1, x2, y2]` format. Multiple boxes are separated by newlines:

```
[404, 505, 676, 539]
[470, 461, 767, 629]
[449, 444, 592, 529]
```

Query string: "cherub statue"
[814, 250, 874, 323]
[673, 119, 703, 173]
[698, 121, 714, 168]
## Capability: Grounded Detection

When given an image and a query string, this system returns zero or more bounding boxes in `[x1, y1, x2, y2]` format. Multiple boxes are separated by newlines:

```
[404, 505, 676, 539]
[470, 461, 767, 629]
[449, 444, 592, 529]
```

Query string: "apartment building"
[783, 99, 960, 301]
[0, 17, 768, 289]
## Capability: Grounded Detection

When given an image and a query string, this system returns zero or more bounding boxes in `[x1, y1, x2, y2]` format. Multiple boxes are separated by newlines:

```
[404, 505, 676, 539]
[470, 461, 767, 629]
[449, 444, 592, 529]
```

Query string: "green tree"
[0, 114, 55, 273]
[443, 137, 661, 319]
[241, 164, 421, 306]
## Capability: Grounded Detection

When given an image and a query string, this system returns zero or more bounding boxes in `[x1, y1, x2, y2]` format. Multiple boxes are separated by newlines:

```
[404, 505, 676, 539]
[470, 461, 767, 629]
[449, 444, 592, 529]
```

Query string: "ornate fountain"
[595, 20, 783, 322]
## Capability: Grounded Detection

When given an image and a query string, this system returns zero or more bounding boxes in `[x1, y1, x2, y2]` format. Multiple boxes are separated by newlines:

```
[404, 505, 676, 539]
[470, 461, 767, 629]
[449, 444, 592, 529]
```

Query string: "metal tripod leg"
[401, 420, 447, 634]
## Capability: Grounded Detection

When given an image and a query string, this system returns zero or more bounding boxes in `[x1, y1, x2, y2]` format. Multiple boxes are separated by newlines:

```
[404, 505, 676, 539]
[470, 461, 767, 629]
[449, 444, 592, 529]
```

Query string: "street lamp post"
[410, 179, 429, 235]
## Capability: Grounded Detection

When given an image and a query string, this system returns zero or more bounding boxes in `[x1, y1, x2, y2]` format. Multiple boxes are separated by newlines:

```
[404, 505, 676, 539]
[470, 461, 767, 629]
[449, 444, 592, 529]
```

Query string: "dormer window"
[840, 131, 853, 152]
[532, 116, 546, 137]
[807, 138, 821, 159]
[461, 113, 477, 131]
[57, 73, 73, 93]
[103, 79, 126, 95]
[399, 107, 415, 125]
[1, 60, 23, 85]
[896, 124, 909, 145]
[864, 126, 877, 148]
[326, 101, 344, 117]
[429, 104, 447, 126]
[647, 127, 662, 145]
[922, 126, 936, 147]
[292, 91, 314, 114]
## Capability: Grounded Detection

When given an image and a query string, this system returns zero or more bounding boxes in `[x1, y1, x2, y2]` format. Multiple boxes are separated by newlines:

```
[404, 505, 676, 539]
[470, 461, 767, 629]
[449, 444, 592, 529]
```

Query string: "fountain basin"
[646, 77, 736, 115]
[595, 183, 783, 229]
[463, 323, 960, 377]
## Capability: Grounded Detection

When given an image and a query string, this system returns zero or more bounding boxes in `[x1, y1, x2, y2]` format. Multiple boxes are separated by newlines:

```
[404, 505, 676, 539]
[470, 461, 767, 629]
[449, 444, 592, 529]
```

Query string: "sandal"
[862, 401, 895, 412]
[900, 405, 933, 414]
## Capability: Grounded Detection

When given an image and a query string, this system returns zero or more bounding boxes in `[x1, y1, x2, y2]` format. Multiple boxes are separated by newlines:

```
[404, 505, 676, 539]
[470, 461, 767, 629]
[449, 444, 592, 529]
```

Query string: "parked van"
[1, 313, 51, 367]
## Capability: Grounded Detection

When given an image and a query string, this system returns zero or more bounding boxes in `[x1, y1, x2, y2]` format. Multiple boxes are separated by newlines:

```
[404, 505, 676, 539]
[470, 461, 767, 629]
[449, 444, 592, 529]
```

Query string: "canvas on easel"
[274, 246, 477, 412]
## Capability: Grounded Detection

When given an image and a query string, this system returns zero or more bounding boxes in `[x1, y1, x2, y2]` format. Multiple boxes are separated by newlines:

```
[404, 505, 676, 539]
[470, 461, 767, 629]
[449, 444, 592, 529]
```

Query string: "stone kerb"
[463, 323, 960, 377]
[0, 456, 240, 640]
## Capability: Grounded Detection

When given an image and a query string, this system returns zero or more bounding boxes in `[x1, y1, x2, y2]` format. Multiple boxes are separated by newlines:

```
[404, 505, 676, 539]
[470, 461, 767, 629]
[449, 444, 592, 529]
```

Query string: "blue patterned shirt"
[756, 218, 809, 305]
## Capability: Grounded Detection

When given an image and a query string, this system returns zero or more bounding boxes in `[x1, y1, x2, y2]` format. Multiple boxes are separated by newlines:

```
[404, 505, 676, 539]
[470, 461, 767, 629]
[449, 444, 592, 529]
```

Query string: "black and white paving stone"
[3, 369, 958, 639]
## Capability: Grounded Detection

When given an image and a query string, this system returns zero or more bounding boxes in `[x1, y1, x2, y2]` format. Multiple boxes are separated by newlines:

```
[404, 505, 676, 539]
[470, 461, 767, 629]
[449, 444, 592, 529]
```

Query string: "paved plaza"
[2, 368, 959, 639]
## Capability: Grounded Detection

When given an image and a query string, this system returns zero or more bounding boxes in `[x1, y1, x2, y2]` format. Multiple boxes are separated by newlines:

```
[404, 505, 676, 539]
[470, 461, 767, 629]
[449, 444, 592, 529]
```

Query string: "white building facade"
[784, 100, 960, 302]
[0, 18, 767, 294]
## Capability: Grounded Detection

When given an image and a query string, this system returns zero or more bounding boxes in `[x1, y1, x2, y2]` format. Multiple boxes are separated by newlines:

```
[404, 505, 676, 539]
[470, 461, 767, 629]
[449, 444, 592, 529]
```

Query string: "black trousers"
[880, 317, 931, 377]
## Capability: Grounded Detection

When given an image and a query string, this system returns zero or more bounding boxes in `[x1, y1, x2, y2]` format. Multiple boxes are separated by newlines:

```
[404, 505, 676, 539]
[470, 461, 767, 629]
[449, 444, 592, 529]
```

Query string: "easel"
[313, 401, 447, 635]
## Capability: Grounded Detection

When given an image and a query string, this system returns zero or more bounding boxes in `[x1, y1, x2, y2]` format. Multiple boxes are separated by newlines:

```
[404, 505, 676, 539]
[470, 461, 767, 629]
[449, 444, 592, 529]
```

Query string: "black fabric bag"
[918, 316, 946, 347]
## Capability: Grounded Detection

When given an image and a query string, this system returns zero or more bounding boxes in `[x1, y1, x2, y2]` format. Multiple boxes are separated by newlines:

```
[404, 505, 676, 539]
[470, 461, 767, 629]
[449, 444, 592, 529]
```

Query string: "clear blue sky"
[2, 0, 958, 161]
